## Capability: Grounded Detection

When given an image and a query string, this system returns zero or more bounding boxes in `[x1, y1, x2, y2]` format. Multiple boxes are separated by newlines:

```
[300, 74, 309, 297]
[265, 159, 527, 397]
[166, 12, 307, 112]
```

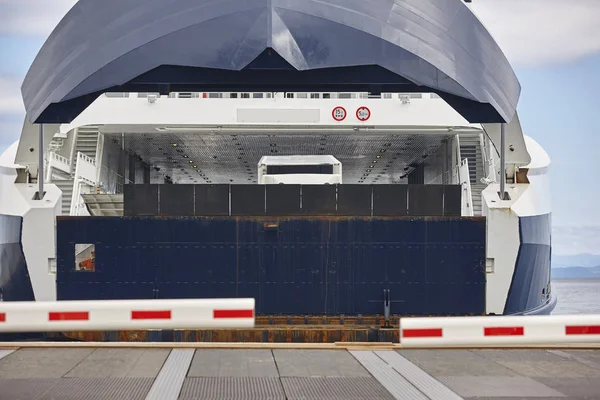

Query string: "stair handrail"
[75, 243, 94, 257]
[70, 176, 95, 216]
[426, 164, 460, 185]
[46, 151, 72, 182]
[50, 152, 71, 166]
[78, 152, 97, 167]
[479, 133, 499, 184]
[459, 158, 474, 217]
[69, 152, 98, 216]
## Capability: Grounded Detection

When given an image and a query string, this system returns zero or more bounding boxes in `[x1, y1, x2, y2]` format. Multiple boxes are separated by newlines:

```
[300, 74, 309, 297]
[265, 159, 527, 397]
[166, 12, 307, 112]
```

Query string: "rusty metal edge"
[0, 342, 599, 349]
[0, 341, 397, 350]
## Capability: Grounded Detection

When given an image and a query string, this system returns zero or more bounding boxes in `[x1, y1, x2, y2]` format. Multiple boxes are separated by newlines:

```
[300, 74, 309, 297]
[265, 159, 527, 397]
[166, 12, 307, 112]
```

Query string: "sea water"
[551, 279, 600, 315]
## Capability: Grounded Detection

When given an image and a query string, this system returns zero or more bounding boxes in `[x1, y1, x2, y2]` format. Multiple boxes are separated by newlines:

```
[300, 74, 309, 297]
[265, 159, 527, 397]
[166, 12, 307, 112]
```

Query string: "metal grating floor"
[0, 378, 154, 400]
[280, 376, 395, 400]
[179, 377, 285, 400]
[42, 378, 155, 400]
[106, 132, 451, 184]
[0, 378, 58, 400]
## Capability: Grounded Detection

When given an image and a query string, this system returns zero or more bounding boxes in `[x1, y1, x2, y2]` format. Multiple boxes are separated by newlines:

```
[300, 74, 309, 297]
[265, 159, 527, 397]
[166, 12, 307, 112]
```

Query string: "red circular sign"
[332, 106, 347, 121]
[356, 106, 371, 121]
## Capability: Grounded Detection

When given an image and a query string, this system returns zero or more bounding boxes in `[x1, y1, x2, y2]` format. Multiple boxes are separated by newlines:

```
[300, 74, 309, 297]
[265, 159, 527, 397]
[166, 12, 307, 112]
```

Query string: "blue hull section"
[0, 214, 35, 301]
[57, 216, 487, 316]
[504, 213, 553, 315]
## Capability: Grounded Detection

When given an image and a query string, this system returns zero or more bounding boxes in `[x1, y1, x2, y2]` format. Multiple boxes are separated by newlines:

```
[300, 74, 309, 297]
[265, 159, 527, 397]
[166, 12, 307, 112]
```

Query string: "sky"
[0, 0, 600, 254]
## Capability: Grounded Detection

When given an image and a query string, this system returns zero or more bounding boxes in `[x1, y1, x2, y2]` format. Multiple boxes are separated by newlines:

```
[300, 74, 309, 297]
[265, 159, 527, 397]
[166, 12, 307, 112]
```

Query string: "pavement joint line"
[546, 349, 600, 370]
[374, 350, 462, 400]
[0, 348, 16, 361]
[350, 350, 430, 400]
[144, 349, 194, 400]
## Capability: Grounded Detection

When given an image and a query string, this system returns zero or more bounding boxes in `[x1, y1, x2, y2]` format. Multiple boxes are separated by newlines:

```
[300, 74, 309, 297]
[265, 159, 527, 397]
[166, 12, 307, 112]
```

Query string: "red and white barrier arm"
[400, 314, 600, 347]
[0, 298, 255, 332]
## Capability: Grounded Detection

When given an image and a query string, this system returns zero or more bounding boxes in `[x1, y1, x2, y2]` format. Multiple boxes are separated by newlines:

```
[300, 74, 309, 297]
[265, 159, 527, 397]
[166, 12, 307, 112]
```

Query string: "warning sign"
[356, 106, 371, 121]
[332, 106, 347, 122]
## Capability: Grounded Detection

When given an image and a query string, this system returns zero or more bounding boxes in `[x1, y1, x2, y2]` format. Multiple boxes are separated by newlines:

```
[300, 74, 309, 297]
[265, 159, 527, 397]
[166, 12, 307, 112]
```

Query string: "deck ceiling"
[106, 132, 453, 184]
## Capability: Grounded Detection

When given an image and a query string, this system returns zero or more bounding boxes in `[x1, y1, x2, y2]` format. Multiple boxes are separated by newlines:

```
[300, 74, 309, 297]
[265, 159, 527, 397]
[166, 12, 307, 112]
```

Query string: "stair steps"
[54, 179, 75, 215]
[51, 126, 100, 216]
[73, 126, 99, 173]
[459, 135, 485, 215]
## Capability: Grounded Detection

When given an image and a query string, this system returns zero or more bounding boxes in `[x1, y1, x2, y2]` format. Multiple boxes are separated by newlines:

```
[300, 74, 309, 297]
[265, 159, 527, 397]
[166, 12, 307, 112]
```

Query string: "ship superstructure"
[0, 0, 555, 320]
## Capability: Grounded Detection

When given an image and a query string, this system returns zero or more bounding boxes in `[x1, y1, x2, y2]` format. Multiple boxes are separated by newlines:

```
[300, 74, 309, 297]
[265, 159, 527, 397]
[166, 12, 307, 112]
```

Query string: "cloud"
[0, 0, 77, 36]
[552, 226, 600, 255]
[0, 75, 25, 114]
[469, 0, 600, 67]
[0, 113, 23, 154]
[0, 74, 25, 155]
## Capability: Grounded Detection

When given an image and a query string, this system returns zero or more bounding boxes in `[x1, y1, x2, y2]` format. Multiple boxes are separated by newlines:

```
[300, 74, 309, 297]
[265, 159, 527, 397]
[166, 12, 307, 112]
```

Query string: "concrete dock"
[0, 347, 599, 399]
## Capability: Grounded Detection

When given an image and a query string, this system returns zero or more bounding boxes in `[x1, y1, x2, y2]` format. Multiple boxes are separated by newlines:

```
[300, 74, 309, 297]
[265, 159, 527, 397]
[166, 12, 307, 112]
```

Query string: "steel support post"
[499, 122, 507, 200]
[37, 124, 45, 200]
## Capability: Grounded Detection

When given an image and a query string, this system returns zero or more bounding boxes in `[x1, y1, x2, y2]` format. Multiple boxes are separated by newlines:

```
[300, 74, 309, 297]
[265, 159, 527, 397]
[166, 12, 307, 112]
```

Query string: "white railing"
[78, 152, 96, 167]
[106, 92, 434, 100]
[75, 244, 95, 266]
[95, 133, 105, 184]
[51, 152, 70, 166]
[453, 135, 474, 216]
[96, 164, 122, 194]
[483, 157, 501, 185]
[480, 133, 499, 184]
[70, 179, 94, 216]
[70, 152, 98, 216]
[46, 152, 72, 179]
[459, 158, 474, 217]
[426, 165, 460, 185]
[74, 152, 97, 184]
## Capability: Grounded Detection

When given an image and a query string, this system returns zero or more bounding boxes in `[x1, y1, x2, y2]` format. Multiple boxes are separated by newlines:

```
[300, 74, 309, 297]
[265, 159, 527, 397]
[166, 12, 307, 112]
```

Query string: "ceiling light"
[171, 143, 177, 147]
[189, 160, 193, 163]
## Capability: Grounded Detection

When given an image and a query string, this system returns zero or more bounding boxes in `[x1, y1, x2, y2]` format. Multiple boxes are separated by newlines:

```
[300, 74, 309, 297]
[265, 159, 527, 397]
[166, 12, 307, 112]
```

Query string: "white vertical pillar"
[500, 122, 507, 200]
[37, 124, 44, 199]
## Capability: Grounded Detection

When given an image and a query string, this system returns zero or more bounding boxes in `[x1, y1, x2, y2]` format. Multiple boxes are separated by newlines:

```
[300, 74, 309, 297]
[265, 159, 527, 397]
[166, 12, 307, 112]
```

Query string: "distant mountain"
[552, 265, 600, 279]
[552, 254, 600, 268]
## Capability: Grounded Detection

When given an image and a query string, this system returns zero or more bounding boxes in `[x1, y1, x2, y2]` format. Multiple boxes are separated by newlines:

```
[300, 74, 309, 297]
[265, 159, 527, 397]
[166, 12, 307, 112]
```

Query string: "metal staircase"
[459, 135, 485, 215]
[72, 126, 99, 172]
[50, 126, 100, 215]
[55, 179, 75, 215]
